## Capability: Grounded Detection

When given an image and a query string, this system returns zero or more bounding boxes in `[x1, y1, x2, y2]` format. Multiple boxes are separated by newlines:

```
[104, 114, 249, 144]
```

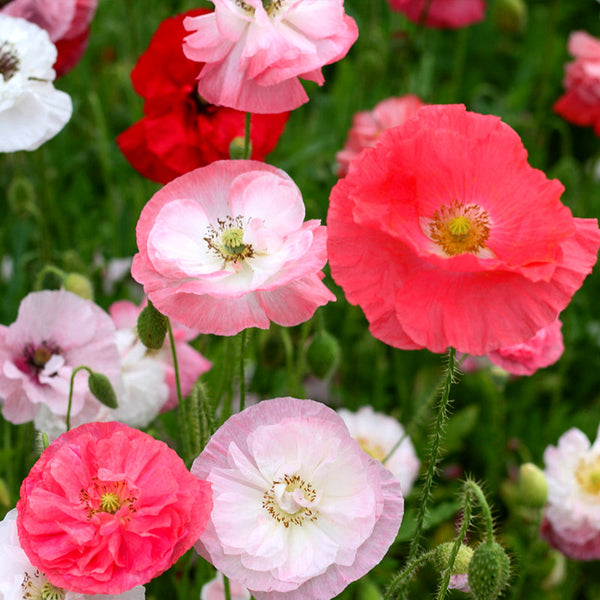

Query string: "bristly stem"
[407, 347, 457, 563]
[167, 318, 191, 462]
[66, 365, 93, 431]
[243, 112, 252, 160]
[383, 549, 437, 600]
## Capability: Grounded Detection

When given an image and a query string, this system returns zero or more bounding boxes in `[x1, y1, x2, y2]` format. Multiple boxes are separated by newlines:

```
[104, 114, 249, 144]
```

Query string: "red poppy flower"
[388, 0, 485, 29]
[117, 9, 290, 185]
[0, 0, 98, 76]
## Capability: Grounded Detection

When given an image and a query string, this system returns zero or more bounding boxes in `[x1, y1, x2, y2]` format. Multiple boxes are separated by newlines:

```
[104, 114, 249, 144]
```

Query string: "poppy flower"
[117, 9, 289, 185]
[388, 0, 486, 28]
[554, 31, 600, 136]
[183, 0, 358, 113]
[0, 0, 98, 76]
[17, 421, 213, 594]
[131, 160, 335, 336]
[327, 104, 600, 355]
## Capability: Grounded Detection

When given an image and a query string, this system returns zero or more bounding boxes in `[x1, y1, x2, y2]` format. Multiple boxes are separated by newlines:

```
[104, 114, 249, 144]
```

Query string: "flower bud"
[229, 136, 251, 160]
[0, 478, 10, 508]
[435, 542, 474, 574]
[88, 372, 119, 409]
[137, 301, 168, 350]
[518, 462, 548, 508]
[63, 272, 94, 300]
[467, 542, 511, 600]
[306, 330, 341, 379]
[492, 0, 527, 33]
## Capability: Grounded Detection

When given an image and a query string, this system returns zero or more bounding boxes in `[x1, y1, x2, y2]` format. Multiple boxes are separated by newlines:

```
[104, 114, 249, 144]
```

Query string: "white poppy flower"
[0, 14, 72, 152]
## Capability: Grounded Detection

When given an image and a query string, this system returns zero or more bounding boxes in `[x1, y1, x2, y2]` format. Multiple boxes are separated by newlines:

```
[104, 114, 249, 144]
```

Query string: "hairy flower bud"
[435, 542, 474, 574]
[137, 301, 168, 350]
[468, 542, 511, 600]
[63, 272, 94, 300]
[306, 330, 341, 379]
[492, 0, 527, 33]
[518, 462, 548, 508]
[88, 372, 119, 409]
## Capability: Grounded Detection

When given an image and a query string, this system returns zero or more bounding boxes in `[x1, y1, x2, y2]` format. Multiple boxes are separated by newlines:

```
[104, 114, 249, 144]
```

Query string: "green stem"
[383, 549, 437, 600]
[67, 366, 93, 431]
[407, 348, 457, 563]
[34, 264, 66, 291]
[223, 574, 232, 600]
[168, 318, 191, 462]
[243, 112, 252, 160]
[464, 480, 495, 543]
[239, 329, 247, 412]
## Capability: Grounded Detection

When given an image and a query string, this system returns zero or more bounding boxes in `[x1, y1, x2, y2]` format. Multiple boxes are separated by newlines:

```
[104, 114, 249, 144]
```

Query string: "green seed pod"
[518, 463, 548, 508]
[137, 301, 168, 350]
[435, 542, 474, 575]
[88, 372, 118, 409]
[229, 136, 250, 160]
[306, 330, 341, 379]
[63, 272, 94, 300]
[468, 542, 511, 600]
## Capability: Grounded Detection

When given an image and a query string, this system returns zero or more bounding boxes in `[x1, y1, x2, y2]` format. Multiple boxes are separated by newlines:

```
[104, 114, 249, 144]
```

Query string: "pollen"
[428, 201, 491, 256]
[0, 42, 19, 82]
[262, 473, 319, 528]
[80, 477, 137, 518]
[576, 456, 600, 496]
[204, 216, 255, 265]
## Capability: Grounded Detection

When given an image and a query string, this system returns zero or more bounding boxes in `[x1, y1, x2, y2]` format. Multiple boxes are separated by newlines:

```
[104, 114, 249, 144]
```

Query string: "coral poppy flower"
[540, 425, 600, 560]
[132, 160, 335, 336]
[554, 31, 600, 136]
[327, 104, 600, 355]
[0, 290, 121, 425]
[336, 94, 424, 177]
[0, 15, 72, 152]
[117, 9, 289, 185]
[487, 318, 564, 376]
[17, 421, 213, 594]
[183, 1, 358, 113]
[191, 397, 404, 600]
[388, 0, 486, 28]
[1, 0, 98, 76]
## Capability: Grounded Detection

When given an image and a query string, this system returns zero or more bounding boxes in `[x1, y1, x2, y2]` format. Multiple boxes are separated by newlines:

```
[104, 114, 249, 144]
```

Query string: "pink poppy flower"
[132, 160, 335, 336]
[201, 572, 250, 600]
[337, 405, 420, 495]
[17, 421, 213, 594]
[191, 397, 404, 600]
[336, 94, 425, 177]
[0, 0, 98, 76]
[540, 425, 600, 560]
[487, 318, 564, 376]
[327, 104, 600, 355]
[554, 31, 600, 136]
[109, 299, 211, 413]
[0, 508, 146, 600]
[183, 1, 358, 113]
[0, 290, 121, 425]
[388, 0, 486, 29]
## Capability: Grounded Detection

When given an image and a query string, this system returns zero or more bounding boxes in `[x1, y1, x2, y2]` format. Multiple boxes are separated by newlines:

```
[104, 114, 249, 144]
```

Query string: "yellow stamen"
[576, 457, 600, 496]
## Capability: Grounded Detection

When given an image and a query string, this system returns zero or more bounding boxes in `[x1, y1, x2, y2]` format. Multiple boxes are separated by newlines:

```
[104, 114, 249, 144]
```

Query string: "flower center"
[80, 477, 137, 518]
[15, 341, 62, 378]
[0, 41, 19, 82]
[576, 456, 600, 496]
[262, 473, 319, 527]
[235, 0, 287, 17]
[428, 201, 491, 256]
[21, 570, 65, 600]
[205, 216, 254, 264]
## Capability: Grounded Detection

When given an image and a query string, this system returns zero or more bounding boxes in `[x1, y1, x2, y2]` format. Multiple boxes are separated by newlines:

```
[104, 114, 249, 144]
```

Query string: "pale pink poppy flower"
[327, 104, 600, 355]
[109, 300, 211, 413]
[388, 0, 486, 29]
[336, 95, 425, 177]
[132, 160, 335, 336]
[201, 572, 250, 600]
[17, 421, 213, 594]
[449, 573, 471, 593]
[337, 405, 420, 495]
[554, 31, 600, 136]
[191, 397, 404, 600]
[540, 425, 600, 560]
[183, 0, 358, 113]
[0, 290, 121, 425]
[1, 0, 99, 76]
[487, 318, 564, 376]
[0, 509, 145, 600]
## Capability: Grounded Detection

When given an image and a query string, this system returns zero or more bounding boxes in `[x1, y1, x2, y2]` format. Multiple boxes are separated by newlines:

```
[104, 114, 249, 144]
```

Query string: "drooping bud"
[88, 372, 118, 409]
[63, 272, 94, 300]
[306, 330, 341, 379]
[435, 542, 474, 575]
[467, 541, 511, 600]
[137, 300, 168, 350]
[492, 0, 527, 33]
[518, 462, 548, 508]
